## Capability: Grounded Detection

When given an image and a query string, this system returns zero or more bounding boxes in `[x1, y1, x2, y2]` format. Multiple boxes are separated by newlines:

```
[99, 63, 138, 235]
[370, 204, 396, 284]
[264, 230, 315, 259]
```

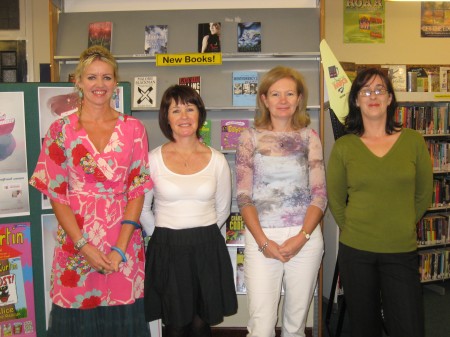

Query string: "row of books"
[427, 140, 450, 172]
[417, 214, 450, 246]
[419, 249, 450, 282]
[88, 21, 262, 54]
[132, 72, 258, 109]
[394, 104, 450, 135]
[341, 63, 450, 93]
[431, 176, 450, 208]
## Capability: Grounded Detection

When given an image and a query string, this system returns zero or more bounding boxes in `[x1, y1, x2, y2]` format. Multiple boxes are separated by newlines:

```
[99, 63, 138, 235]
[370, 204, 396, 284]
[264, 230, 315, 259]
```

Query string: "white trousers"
[245, 225, 324, 337]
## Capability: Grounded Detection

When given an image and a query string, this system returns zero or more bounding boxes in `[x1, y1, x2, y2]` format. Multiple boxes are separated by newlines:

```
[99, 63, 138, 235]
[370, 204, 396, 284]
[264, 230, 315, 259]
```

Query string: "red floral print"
[60, 269, 80, 288]
[53, 181, 68, 195]
[30, 177, 47, 191]
[49, 142, 65, 165]
[62, 241, 77, 255]
[72, 144, 88, 166]
[75, 214, 84, 229]
[81, 296, 102, 309]
[93, 167, 107, 181]
[127, 167, 141, 187]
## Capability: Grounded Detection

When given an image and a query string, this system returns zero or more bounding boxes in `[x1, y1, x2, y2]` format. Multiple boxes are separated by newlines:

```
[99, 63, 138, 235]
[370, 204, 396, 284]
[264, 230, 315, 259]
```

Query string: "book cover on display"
[381, 65, 407, 92]
[144, 25, 168, 56]
[0, 223, 36, 336]
[237, 22, 261, 52]
[232, 71, 258, 107]
[236, 248, 246, 293]
[199, 120, 211, 146]
[88, 21, 113, 51]
[133, 76, 157, 109]
[221, 119, 250, 151]
[198, 22, 221, 53]
[178, 76, 201, 95]
[225, 212, 245, 246]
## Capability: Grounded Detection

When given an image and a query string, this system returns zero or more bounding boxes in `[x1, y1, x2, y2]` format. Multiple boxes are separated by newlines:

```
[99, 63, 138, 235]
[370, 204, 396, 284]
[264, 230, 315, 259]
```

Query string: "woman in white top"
[140, 85, 237, 337]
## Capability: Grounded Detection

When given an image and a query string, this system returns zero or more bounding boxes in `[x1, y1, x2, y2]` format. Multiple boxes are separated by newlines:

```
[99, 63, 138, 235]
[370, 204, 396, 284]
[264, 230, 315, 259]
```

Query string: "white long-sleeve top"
[140, 145, 231, 233]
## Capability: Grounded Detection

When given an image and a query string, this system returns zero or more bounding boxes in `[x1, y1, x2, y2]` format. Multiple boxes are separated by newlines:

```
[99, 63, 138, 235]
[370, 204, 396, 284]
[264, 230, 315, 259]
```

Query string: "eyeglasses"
[358, 88, 388, 97]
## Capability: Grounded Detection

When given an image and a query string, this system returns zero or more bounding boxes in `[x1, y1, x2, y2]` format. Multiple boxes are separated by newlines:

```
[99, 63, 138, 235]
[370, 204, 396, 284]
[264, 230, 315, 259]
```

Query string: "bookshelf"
[51, 4, 325, 336]
[394, 92, 450, 289]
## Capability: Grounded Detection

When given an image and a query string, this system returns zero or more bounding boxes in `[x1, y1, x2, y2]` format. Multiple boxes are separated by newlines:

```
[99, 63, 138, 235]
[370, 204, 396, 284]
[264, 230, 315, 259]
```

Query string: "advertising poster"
[0, 222, 36, 336]
[0, 92, 30, 218]
[421, 2, 450, 38]
[343, 0, 385, 43]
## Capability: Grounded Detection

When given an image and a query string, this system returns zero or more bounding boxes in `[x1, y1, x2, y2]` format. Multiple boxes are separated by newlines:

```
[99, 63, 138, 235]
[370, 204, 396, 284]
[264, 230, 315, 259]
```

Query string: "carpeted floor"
[323, 281, 450, 337]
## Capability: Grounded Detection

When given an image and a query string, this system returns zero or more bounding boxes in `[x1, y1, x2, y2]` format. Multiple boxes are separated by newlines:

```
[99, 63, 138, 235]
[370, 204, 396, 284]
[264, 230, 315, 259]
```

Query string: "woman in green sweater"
[327, 67, 433, 337]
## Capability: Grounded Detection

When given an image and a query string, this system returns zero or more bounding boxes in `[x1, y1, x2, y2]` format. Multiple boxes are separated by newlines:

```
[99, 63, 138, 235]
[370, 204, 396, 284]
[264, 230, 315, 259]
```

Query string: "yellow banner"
[320, 39, 352, 123]
[155, 53, 222, 66]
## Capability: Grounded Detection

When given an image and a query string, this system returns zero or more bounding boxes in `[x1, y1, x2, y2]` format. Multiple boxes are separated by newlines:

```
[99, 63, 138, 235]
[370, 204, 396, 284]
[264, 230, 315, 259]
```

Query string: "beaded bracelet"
[121, 219, 141, 229]
[258, 241, 269, 253]
[111, 246, 127, 262]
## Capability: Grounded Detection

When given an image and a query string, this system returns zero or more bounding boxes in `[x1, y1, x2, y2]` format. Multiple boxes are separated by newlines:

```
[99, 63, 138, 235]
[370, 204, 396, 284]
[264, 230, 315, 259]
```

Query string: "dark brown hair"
[159, 85, 207, 142]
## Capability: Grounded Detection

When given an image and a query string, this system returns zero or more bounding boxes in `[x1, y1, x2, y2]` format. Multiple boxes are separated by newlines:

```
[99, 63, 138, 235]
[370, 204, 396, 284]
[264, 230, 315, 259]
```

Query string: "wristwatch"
[300, 229, 311, 240]
[74, 237, 88, 251]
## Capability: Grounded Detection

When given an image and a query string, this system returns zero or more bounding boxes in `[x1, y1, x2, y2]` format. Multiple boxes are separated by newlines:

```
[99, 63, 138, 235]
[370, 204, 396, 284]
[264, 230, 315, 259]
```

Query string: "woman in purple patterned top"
[235, 66, 327, 337]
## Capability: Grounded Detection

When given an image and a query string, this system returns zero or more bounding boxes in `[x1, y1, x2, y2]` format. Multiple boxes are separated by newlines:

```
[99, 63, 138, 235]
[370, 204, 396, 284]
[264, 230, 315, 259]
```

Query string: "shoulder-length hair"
[159, 85, 207, 142]
[255, 66, 310, 130]
[346, 67, 401, 135]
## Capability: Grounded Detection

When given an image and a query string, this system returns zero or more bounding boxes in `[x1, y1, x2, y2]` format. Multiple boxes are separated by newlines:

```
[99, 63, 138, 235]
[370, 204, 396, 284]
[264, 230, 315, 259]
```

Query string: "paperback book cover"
[232, 71, 258, 107]
[0, 223, 36, 336]
[236, 247, 246, 293]
[221, 119, 250, 151]
[133, 76, 157, 109]
[407, 66, 429, 92]
[237, 22, 261, 52]
[198, 22, 221, 53]
[439, 66, 450, 92]
[88, 21, 113, 51]
[199, 120, 211, 146]
[144, 25, 168, 56]
[178, 75, 201, 95]
[225, 212, 245, 246]
[381, 65, 407, 92]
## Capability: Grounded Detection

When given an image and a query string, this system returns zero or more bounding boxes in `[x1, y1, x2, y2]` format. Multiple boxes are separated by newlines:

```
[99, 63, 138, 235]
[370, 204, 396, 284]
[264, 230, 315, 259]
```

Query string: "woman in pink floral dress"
[29, 46, 152, 337]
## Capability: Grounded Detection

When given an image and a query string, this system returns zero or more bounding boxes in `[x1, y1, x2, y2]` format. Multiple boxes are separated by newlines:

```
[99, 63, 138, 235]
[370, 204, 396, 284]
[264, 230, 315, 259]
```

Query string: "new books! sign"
[156, 53, 222, 66]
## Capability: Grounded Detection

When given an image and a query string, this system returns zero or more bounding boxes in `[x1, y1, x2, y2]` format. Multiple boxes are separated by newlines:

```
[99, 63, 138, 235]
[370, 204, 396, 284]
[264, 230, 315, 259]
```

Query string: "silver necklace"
[173, 145, 196, 168]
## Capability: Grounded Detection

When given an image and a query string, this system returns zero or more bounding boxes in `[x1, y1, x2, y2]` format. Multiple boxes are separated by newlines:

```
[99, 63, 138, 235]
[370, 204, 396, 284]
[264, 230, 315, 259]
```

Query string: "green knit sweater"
[326, 128, 433, 253]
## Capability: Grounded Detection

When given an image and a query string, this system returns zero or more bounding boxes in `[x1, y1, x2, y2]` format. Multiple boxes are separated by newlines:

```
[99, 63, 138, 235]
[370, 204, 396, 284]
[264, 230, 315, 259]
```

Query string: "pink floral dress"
[30, 113, 152, 309]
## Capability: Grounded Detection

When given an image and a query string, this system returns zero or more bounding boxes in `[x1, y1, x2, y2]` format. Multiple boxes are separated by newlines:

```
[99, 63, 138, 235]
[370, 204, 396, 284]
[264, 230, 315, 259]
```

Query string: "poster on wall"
[0, 92, 30, 218]
[343, 0, 385, 43]
[421, 2, 450, 38]
[0, 222, 36, 336]
[40, 214, 57, 330]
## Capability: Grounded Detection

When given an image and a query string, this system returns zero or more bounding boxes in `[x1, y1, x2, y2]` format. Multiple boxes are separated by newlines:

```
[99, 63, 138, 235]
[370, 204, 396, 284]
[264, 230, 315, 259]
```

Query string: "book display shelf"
[52, 4, 325, 336]
[395, 92, 450, 294]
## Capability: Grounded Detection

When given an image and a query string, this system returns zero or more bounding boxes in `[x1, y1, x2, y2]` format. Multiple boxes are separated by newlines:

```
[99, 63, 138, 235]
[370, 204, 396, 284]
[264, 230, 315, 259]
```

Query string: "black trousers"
[338, 243, 424, 337]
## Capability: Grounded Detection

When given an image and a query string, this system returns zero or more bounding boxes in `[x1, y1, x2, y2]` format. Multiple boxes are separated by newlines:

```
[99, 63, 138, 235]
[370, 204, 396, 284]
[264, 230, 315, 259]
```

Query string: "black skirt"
[47, 299, 149, 337]
[144, 224, 238, 327]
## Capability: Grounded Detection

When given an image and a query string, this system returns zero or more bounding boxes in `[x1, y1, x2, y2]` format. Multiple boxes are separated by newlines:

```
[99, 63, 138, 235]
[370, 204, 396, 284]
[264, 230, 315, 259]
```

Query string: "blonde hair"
[74, 45, 119, 87]
[255, 66, 310, 129]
